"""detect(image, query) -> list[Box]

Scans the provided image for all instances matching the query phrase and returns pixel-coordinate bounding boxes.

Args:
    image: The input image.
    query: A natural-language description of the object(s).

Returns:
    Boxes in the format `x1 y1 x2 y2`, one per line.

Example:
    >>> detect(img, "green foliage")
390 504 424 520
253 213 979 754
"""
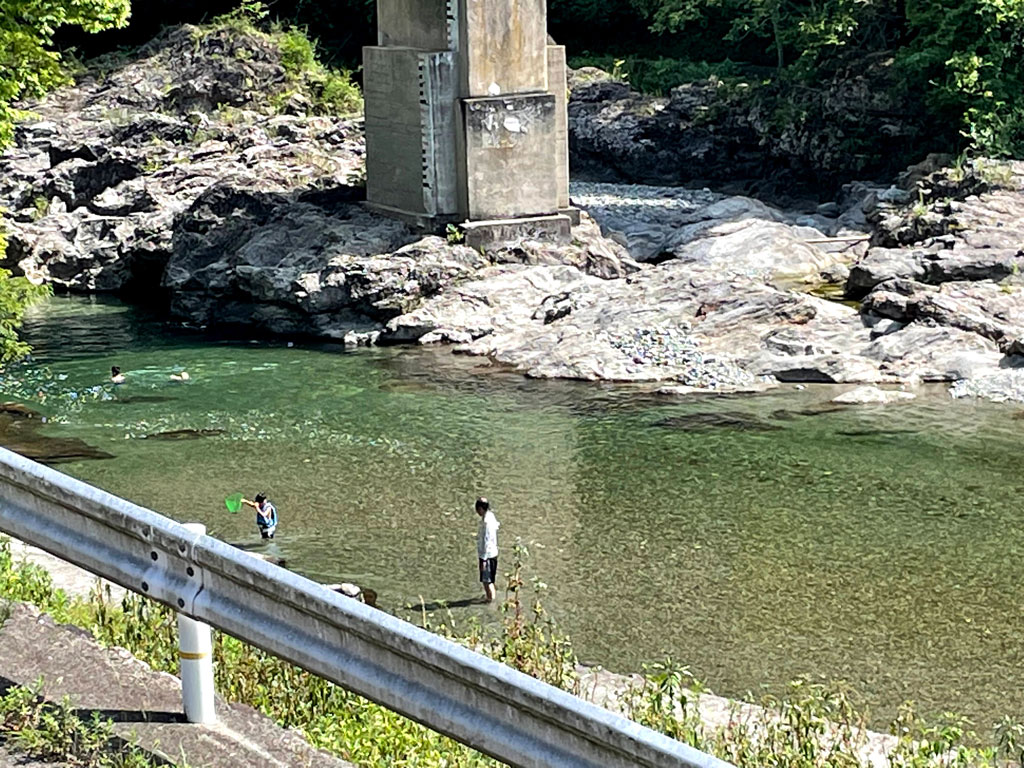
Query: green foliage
445 224 465 245
274 25 361 116
4 534 1024 768
0 261 51 366
30 196 50 221
0 682 162 767
201 5 362 117
278 27 317 76
0 0 100 363
627 0 1024 157
0 0 130 147
310 68 362 116
898 0 1024 157
486 542 578 690
569 54 757 94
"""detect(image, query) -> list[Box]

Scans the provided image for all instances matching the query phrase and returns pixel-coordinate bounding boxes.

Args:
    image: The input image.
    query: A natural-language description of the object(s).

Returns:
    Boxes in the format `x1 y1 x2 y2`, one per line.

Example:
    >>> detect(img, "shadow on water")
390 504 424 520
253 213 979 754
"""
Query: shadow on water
112 395 180 405
654 411 783 432
142 428 226 440
0 404 114 464
411 597 488 612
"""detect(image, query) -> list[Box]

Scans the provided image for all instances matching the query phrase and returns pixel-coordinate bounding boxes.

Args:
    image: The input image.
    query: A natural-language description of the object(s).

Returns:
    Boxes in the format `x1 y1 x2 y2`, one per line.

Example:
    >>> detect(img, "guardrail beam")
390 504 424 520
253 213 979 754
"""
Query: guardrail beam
0 448 733 768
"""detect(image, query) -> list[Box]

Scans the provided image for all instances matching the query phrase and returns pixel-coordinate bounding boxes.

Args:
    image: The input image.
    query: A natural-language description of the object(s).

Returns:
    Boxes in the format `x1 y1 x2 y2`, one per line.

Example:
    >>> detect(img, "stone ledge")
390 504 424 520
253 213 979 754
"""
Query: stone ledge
462 214 571 249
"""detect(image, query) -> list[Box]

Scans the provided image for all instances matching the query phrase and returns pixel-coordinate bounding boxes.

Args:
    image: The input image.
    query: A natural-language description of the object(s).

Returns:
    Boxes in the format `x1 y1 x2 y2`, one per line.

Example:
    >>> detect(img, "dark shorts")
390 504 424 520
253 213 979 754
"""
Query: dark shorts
479 557 498 585
259 526 275 540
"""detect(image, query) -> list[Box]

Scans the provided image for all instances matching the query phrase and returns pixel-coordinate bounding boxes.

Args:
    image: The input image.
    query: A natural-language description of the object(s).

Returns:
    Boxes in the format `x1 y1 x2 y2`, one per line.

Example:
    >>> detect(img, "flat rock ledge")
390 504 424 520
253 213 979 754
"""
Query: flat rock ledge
831 385 916 404
3 26 1024 400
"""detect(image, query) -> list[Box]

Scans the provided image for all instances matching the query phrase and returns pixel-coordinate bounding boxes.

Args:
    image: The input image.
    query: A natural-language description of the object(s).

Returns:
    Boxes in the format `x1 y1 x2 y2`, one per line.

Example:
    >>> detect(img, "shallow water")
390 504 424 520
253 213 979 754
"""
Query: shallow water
5 295 1024 728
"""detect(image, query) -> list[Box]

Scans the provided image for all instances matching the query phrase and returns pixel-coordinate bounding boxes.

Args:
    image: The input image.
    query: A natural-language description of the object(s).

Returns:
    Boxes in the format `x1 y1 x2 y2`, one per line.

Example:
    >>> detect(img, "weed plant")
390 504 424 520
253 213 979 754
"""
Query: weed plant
2 536 1023 767
0 682 165 767
200 1 361 117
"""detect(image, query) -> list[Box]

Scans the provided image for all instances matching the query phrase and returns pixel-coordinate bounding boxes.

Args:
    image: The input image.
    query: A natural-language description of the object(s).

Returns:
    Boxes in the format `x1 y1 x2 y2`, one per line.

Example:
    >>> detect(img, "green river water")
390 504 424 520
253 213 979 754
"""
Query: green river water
4 295 1024 729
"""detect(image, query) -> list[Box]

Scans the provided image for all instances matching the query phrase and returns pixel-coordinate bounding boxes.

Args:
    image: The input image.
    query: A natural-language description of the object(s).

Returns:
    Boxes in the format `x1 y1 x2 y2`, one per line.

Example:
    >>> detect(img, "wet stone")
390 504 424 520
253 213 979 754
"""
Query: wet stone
0 406 114 464
143 428 227 440
653 411 783 433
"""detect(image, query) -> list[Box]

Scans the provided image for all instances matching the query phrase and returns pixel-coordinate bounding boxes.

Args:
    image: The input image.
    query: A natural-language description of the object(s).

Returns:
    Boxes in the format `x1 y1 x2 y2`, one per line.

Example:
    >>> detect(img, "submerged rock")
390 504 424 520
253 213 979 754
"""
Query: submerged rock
1 402 41 419
143 428 227 440
653 412 782 433
0 409 114 464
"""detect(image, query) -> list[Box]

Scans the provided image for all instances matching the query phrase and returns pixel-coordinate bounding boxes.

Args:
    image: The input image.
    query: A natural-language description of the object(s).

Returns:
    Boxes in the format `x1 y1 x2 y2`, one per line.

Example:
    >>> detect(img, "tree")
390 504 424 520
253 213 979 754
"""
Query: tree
0 255 50 364
900 0 1024 156
0 0 124 361
639 0 903 72
1 0 131 146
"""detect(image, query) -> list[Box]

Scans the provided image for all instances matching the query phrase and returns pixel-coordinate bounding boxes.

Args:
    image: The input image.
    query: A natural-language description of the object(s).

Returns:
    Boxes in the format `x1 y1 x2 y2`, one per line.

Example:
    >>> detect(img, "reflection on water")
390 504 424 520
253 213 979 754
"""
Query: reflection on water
4 295 1024 728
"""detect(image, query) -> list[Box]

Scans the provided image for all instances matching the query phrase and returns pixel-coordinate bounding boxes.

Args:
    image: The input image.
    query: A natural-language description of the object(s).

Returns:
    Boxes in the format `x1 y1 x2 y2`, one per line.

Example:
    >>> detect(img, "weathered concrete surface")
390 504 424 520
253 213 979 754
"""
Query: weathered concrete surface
464 94 559 219
366 0 564 226
462 214 571 249
548 45 571 211
376 0 449 49
0 602 354 768
363 47 439 216
459 0 548 96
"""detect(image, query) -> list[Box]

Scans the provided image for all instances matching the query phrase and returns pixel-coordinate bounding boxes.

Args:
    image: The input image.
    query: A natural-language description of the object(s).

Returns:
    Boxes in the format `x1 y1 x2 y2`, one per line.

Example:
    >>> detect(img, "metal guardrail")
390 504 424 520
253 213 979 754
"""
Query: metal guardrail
0 447 734 768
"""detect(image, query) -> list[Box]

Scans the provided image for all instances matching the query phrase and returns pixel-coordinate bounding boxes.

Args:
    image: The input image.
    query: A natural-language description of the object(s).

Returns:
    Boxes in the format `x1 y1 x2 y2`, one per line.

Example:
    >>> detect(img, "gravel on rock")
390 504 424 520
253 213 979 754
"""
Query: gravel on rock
950 371 1024 403
569 182 720 224
607 326 761 389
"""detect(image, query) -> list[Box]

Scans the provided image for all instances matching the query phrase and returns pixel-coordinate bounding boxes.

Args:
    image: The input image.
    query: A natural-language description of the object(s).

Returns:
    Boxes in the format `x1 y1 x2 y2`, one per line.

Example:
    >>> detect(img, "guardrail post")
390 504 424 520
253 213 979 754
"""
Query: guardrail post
178 523 215 724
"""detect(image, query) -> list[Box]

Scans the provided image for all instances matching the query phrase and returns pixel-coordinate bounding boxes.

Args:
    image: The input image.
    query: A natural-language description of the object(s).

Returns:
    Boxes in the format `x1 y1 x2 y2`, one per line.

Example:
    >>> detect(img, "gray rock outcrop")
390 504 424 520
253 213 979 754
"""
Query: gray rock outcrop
566 57 931 194
4 25 1024 400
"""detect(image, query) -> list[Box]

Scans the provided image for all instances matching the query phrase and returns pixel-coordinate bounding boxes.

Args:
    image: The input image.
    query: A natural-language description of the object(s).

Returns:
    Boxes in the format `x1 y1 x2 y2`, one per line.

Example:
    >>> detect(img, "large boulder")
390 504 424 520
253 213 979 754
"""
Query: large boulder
0 23 367 296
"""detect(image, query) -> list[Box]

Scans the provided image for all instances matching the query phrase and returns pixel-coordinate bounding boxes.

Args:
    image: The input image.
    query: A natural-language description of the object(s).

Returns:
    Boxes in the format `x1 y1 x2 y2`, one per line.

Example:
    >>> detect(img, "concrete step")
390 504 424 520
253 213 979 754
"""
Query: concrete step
0 602 354 768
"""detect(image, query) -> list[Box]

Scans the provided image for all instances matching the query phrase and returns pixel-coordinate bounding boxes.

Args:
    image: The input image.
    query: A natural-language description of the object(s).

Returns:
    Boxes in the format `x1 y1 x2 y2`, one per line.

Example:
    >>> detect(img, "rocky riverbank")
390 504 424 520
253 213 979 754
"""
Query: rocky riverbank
565 60 935 198
2 24 1024 400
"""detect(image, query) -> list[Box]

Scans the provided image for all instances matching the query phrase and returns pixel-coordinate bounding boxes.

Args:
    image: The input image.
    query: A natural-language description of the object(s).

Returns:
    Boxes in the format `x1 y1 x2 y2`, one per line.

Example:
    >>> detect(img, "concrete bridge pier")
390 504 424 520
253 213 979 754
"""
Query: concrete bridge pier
363 0 576 247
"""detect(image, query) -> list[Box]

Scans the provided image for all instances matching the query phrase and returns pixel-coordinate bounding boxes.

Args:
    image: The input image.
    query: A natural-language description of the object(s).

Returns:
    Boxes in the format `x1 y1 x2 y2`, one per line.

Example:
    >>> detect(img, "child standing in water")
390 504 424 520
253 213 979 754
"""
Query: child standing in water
475 497 499 602
243 493 278 539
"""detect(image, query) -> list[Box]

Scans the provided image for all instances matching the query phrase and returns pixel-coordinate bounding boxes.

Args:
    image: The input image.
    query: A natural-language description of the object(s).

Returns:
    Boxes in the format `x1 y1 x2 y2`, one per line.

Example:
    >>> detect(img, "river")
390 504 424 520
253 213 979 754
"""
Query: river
3 295 1023 729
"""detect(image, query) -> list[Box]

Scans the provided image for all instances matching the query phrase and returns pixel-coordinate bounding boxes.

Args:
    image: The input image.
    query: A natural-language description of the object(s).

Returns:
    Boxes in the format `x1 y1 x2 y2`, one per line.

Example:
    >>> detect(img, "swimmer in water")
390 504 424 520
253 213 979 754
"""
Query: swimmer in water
170 371 190 382
110 366 125 384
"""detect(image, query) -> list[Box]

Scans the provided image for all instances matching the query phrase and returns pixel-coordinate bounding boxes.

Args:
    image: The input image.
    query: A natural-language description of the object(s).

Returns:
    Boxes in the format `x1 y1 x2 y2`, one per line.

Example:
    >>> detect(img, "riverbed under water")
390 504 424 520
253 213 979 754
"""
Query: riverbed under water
3 296 1023 729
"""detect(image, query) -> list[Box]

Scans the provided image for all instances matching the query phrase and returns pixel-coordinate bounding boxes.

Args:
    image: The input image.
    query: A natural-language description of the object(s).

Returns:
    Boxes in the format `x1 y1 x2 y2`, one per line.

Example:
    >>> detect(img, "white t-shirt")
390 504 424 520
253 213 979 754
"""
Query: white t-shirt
477 511 499 560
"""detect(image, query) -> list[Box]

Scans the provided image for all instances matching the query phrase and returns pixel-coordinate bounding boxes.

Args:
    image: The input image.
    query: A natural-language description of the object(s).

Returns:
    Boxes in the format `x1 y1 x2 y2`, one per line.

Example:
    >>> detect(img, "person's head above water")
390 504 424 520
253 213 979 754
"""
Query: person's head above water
254 492 267 505
111 366 121 376
475 497 489 515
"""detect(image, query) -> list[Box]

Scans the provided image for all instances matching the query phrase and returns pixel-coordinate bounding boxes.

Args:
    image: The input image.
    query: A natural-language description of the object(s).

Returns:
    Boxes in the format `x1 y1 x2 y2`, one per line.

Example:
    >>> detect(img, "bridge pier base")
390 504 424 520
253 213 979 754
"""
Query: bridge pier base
364 0 572 241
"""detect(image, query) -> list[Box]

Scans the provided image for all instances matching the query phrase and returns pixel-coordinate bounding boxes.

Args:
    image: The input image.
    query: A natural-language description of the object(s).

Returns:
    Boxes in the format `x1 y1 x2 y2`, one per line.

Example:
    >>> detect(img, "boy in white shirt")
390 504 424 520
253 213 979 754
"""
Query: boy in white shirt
475 497 500 602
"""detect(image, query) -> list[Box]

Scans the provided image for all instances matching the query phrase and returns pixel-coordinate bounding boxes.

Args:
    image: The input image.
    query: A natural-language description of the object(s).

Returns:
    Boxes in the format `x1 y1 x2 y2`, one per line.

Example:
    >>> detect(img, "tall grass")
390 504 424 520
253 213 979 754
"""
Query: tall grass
197 1 361 117
2 536 1022 767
